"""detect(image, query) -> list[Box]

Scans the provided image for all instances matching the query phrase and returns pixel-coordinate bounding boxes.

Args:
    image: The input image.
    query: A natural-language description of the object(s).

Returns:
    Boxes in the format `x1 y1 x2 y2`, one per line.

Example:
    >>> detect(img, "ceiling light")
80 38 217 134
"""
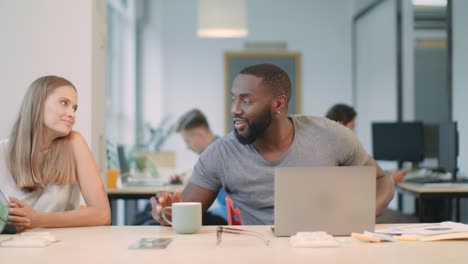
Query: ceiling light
197 0 248 38
412 0 447 6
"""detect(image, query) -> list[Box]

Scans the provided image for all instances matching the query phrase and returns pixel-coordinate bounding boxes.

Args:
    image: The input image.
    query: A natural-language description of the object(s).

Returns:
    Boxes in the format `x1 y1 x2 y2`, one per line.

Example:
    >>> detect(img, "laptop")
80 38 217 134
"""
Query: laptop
273 166 376 236
117 144 129 174
116 145 166 187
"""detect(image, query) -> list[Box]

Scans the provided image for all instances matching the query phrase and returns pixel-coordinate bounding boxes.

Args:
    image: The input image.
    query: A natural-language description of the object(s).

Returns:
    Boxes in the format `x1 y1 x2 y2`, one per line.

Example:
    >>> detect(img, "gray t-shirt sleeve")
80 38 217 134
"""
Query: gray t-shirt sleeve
189 141 223 192
334 124 370 166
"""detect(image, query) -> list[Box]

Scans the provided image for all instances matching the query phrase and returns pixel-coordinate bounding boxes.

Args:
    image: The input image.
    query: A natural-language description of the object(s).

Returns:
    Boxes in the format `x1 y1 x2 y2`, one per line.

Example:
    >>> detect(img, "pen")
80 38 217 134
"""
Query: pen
351 232 381 243
364 231 397 242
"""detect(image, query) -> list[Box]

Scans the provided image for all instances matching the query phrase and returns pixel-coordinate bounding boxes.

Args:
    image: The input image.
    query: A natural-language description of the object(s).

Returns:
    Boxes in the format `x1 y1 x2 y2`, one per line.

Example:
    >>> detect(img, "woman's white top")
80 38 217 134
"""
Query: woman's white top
0 139 80 212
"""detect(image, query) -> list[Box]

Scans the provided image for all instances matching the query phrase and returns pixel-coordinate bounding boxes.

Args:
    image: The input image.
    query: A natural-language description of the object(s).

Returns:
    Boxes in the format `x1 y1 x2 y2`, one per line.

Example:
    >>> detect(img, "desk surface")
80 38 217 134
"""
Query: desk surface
107 184 183 195
398 182 468 194
1 225 468 264
397 182 468 223
106 185 184 225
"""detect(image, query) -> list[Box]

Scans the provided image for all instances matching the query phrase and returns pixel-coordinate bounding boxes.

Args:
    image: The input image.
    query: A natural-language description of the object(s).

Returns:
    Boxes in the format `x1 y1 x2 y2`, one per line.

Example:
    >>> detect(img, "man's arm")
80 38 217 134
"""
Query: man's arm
363 157 394 216
151 183 218 225
182 183 218 213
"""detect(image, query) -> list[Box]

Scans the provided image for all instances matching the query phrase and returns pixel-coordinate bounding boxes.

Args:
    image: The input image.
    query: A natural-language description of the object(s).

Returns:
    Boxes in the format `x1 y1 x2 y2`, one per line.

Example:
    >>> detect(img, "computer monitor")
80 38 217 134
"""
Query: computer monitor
372 122 425 163
423 124 439 158
117 145 129 174
438 122 458 180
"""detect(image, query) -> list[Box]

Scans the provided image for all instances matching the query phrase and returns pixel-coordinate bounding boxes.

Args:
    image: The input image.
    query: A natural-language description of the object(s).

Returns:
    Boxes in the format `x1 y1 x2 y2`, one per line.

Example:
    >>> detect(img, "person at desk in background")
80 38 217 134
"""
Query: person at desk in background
325 103 407 183
0 76 110 232
175 109 228 224
325 103 357 131
150 63 394 225
325 103 418 223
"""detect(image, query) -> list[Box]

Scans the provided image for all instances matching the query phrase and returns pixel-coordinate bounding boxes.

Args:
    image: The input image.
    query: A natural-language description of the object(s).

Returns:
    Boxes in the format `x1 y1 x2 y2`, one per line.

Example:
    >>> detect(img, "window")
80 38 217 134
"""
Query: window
106 0 137 147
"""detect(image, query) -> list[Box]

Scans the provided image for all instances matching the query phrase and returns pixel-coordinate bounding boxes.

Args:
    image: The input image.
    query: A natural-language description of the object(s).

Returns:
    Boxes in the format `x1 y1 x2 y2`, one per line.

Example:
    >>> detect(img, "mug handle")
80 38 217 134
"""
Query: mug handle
161 206 173 225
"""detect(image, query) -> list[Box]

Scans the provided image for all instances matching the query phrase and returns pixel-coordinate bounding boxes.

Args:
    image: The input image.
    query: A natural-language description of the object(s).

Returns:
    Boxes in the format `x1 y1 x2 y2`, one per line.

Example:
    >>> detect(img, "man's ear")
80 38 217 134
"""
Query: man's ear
273 95 288 112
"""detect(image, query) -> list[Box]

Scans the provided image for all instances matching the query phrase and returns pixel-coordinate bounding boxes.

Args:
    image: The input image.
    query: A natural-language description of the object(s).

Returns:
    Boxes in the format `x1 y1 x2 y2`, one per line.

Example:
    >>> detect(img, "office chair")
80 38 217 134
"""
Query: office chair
225 196 242 225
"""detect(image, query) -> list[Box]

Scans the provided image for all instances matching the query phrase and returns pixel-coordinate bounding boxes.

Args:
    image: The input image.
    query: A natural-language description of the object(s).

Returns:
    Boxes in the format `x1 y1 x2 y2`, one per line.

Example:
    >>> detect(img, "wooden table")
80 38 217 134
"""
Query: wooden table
397 182 468 222
107 184 183 225
1 225 468 264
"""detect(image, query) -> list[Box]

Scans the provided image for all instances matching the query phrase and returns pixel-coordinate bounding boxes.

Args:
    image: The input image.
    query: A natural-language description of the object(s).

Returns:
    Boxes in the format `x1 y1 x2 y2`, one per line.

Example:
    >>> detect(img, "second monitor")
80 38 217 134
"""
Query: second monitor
372 122 425 163
438 122 458 180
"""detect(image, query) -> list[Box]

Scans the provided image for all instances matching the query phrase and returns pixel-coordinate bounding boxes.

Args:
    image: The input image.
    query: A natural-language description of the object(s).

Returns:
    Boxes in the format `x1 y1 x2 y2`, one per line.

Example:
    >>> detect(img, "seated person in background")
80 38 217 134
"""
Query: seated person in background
325 103 417 223
0 76 110 232
325 103 357 131
325 103 407 183
150 63 394 225
176 108 228 224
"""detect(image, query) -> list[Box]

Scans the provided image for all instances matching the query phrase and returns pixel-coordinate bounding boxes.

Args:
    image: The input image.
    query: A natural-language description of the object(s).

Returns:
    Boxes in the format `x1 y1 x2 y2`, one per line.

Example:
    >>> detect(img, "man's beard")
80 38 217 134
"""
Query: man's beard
234 109 272 145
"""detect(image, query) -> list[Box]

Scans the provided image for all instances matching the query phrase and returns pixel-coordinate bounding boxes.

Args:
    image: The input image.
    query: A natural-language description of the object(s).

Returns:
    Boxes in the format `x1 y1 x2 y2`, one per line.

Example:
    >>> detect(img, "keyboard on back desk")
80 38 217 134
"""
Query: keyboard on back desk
404 176 468 184
404 176 449 184
403 169 452 184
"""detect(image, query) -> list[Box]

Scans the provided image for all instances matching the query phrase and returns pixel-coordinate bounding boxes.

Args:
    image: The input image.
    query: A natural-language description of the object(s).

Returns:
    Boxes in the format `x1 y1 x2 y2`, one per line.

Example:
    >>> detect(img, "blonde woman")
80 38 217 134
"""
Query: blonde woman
0 76 110 232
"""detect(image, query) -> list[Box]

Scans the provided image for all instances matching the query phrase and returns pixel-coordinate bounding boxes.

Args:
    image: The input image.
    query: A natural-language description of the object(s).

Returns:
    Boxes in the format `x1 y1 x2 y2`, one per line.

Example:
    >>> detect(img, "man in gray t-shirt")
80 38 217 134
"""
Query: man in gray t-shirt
151 64 394 225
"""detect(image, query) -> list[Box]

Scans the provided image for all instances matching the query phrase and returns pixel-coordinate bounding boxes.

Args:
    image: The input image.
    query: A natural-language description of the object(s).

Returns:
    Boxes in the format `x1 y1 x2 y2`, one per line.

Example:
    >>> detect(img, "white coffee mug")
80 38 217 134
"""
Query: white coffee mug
161 202 202 234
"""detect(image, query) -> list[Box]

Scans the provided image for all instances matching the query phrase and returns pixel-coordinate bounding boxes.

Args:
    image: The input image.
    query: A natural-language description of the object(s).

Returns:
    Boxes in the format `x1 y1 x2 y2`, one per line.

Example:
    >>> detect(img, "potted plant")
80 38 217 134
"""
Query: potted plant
131 116 176 175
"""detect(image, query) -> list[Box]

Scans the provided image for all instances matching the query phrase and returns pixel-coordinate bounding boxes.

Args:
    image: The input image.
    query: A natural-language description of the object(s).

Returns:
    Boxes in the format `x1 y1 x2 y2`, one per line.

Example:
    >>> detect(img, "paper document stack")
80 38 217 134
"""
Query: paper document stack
376 222 468 241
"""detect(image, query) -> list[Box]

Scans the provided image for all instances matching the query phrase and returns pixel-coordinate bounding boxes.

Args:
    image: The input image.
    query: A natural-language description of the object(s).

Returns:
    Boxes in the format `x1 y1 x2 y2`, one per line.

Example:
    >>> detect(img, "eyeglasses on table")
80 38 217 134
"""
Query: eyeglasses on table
216 226 270 246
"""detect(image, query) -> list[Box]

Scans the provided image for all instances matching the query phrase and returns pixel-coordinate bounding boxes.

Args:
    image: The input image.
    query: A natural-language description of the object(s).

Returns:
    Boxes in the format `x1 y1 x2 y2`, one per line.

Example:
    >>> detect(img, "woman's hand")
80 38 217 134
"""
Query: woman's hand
7 196 40 229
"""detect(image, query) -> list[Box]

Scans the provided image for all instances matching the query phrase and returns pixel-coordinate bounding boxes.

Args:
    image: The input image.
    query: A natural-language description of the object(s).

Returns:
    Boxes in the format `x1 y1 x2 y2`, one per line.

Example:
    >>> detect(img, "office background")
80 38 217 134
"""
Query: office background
0 0 467 217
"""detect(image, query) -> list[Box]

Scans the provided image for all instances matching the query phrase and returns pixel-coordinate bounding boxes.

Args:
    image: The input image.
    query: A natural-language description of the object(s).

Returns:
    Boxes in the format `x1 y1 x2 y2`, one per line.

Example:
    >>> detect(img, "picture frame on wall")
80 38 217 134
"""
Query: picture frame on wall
224 52 302 133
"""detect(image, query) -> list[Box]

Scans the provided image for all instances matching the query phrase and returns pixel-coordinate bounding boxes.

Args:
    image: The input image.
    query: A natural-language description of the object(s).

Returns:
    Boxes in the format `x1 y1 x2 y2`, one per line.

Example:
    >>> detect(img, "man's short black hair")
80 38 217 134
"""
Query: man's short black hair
176 109 209 132
239 63 291 103
325 103 357 125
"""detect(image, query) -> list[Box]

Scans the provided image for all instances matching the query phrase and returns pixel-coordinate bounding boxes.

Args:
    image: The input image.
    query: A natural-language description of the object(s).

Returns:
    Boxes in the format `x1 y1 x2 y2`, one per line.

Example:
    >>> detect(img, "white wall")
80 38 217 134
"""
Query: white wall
402 0 415 121
354 0 398 154
143 0 354 168
141 0 164 129
0 0 107 170
452 0 468 176
354 0 380 13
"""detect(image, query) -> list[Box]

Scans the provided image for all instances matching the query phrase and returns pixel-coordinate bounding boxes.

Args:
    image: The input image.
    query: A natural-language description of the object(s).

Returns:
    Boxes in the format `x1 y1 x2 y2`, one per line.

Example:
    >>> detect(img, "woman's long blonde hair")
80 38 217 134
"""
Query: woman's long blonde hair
7 76 77 192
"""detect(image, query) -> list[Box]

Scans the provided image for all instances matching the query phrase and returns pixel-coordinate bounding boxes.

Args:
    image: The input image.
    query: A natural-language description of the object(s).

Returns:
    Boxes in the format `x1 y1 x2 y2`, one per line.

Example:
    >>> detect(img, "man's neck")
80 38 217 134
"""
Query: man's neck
253 117 294 162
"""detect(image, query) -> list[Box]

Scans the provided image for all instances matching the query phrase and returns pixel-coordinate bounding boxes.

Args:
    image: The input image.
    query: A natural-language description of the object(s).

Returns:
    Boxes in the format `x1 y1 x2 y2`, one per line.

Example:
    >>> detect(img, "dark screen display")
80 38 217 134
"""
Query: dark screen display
438 122 458 175
372 122 425 163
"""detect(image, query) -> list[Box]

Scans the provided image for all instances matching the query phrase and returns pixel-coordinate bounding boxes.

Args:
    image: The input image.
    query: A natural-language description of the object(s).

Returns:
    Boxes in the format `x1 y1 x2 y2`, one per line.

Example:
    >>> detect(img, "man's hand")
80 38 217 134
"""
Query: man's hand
7 196 40 229
391 169 408 184
150 190 183 225
169 175 183 185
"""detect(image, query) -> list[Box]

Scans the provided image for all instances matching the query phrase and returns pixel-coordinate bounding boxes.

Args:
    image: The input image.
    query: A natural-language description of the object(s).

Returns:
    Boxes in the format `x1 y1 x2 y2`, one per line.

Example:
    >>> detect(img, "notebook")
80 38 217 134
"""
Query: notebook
273 166 376 237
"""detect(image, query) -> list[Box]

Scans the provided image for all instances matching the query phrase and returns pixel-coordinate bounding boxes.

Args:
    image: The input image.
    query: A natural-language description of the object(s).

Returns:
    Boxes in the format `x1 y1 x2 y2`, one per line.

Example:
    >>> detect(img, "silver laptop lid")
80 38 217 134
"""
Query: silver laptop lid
274 166 376 236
